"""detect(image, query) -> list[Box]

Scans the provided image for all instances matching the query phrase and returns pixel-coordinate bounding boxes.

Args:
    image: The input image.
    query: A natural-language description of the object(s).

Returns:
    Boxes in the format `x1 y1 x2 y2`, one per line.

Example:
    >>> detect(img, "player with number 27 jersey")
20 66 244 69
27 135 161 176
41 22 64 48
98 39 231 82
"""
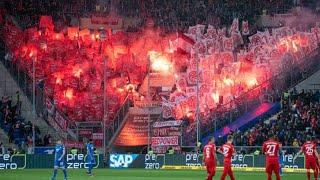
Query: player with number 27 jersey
262 136 281 180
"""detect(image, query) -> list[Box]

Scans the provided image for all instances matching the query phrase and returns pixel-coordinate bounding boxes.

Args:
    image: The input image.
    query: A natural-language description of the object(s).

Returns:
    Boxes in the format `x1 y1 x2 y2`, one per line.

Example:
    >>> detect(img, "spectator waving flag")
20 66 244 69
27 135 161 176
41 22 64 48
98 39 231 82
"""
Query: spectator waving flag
230 18 239 34
176 31 196 54
242 20 249 35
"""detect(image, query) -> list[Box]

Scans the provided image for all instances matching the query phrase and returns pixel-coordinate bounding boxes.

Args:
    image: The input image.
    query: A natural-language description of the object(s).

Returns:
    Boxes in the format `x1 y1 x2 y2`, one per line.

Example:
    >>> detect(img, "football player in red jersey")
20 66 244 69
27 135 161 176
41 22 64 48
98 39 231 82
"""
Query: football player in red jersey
218 135 236 180
293 136 319 180
262 134 281 180
203 137 218 180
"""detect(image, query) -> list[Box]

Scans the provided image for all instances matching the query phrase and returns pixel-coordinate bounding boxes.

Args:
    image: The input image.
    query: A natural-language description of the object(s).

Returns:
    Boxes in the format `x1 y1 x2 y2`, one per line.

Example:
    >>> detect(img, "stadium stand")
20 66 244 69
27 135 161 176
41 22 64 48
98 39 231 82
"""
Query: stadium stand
2 1 320 179
232 89 320 147
0 0 320 156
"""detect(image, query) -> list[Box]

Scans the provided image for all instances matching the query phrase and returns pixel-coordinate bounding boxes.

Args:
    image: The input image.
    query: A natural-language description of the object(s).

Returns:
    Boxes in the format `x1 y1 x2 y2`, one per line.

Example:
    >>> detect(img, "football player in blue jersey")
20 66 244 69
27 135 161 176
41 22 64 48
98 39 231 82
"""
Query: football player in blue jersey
51 140 67 180
86 139 95 176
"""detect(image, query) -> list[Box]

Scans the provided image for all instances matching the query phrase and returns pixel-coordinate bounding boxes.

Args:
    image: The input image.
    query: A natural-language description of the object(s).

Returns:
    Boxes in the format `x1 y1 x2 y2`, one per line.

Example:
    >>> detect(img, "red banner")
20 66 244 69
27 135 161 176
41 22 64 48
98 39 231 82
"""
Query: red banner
91 16 119 25
64 141 84 148
153 120 182 128
78 130 92 136
152 146 181 154
152 127 181 137
151 136 179 146
92 133 103 140
114 114 150 146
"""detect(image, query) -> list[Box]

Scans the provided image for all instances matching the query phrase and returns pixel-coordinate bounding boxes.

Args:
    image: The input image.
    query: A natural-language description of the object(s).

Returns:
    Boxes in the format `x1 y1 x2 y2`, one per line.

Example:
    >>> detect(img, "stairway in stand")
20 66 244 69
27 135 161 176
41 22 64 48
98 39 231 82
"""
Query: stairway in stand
0 59 59 142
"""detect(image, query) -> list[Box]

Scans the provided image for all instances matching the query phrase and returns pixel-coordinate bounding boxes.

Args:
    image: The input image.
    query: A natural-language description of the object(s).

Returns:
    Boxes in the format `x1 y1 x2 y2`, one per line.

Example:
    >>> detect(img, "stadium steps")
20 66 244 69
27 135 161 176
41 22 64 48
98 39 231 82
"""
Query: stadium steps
105 96 132 150
0 60 59 143
106 110 130 150
294 69 320 91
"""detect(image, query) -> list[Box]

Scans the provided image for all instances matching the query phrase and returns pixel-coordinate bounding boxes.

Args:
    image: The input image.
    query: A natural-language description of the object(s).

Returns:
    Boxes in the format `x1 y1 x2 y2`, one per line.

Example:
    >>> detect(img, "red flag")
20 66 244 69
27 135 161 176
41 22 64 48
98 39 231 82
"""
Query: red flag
205 25 217 39
223 37 234 51
177 32 195 53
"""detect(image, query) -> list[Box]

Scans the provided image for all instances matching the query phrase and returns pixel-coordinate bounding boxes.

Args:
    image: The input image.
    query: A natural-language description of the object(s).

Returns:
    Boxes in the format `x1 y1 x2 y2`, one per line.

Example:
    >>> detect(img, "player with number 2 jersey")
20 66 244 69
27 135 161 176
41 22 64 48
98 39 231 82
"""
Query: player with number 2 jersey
218 135 236 180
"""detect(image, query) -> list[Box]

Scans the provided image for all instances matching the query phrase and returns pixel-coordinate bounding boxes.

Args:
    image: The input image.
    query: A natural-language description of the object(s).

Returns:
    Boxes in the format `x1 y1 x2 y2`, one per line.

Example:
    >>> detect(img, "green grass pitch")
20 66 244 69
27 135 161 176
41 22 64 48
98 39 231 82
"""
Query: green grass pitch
1 169 306 180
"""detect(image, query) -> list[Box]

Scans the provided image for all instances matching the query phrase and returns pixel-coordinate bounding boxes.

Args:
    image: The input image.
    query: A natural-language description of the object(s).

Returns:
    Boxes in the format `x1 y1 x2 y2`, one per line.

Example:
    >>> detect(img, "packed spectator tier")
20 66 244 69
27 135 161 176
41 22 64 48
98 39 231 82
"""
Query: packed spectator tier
231 90 320 150
2 10 320 131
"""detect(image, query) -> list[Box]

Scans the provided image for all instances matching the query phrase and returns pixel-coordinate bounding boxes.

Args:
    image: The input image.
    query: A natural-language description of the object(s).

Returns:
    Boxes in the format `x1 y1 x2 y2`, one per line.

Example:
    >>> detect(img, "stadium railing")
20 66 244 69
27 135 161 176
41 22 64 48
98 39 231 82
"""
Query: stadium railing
0 145 302 155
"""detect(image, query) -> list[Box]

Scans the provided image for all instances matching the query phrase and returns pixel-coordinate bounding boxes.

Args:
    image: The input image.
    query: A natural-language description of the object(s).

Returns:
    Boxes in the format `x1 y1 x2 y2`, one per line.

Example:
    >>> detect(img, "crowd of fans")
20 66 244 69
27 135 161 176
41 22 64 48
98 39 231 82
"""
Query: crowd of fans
229 89 320 152
2 0 320 33
117 0 320 32
0 93 52 154
2 0 97 29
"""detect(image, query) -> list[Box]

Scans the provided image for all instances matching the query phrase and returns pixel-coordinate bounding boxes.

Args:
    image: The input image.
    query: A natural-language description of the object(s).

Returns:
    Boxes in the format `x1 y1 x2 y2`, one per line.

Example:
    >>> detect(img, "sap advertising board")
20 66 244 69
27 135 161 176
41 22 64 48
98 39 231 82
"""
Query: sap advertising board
108 153 306 169
109 154 138 168
109 154 165 169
